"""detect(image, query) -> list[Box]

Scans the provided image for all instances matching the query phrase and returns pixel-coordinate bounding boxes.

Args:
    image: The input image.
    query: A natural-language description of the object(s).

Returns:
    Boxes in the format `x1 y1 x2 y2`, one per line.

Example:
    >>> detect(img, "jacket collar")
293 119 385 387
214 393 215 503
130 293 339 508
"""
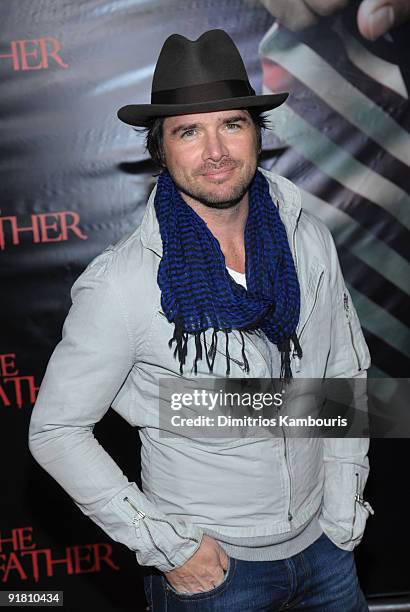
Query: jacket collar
140 167 302 257
140 182 162 256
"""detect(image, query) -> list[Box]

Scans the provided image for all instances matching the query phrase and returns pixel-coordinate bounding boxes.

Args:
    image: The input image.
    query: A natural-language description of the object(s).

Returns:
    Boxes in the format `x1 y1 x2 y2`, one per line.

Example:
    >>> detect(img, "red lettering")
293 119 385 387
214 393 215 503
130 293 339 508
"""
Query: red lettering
37 213 64 243
71 545 95 574
39 37 68 69
0 552 27 582
19 549 42 583
0 38 68 71
0 540 119 582
0 212 87 249
91 543 120 572
0 529 19 553
0 354 18 377
18 40 43 71
0 216 40 250
0 41 20 70
2 376 39 408
69 543 120 574
17 528 36 552
0 384 11 407
43 547 74 577
58 211 88 241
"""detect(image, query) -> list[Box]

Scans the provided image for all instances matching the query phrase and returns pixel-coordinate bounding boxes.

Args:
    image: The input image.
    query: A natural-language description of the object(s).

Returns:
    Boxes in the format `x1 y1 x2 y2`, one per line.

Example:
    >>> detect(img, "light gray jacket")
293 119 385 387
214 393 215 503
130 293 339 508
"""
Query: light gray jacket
28 168 373 573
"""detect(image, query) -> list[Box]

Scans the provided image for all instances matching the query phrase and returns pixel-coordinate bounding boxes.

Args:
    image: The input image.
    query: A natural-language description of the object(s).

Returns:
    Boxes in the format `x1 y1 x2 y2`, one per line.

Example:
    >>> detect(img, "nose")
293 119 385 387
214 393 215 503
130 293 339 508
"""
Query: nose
202 129 229 162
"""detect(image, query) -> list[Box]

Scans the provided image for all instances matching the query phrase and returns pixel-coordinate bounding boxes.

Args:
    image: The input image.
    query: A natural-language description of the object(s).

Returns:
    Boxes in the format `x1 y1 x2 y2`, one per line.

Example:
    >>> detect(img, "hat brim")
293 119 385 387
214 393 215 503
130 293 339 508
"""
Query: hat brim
117 92 289 127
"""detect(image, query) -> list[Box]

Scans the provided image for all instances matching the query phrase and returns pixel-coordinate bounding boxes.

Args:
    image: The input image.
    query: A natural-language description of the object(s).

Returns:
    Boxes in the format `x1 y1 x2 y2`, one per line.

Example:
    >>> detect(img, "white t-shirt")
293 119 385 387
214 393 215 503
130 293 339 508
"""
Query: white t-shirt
226 266 246 288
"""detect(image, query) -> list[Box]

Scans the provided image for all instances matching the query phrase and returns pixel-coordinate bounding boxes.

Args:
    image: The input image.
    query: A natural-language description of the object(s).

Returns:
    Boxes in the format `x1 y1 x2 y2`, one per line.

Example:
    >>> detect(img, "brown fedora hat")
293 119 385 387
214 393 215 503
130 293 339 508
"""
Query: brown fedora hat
117 29 288 127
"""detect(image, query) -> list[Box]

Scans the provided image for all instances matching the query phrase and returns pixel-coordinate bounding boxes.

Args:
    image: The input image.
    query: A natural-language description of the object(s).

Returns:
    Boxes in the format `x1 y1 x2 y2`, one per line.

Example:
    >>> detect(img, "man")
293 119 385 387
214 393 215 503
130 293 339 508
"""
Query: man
29 29 373 610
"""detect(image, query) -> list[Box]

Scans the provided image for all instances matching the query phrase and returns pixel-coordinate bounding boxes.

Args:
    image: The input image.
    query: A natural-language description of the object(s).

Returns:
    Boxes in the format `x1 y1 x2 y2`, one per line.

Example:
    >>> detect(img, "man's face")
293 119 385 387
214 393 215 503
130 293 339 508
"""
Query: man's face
162 109 259 209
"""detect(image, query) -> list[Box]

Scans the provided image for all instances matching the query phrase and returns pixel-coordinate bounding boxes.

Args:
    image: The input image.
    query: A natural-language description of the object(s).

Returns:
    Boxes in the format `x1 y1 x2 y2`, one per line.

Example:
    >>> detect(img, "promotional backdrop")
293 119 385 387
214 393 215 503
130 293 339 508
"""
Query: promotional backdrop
1 0 409 609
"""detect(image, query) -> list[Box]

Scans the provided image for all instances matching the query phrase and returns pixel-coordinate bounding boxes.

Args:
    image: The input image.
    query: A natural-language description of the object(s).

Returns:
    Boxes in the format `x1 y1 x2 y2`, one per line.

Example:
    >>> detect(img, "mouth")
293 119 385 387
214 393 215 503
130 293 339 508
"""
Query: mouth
201 167 236 181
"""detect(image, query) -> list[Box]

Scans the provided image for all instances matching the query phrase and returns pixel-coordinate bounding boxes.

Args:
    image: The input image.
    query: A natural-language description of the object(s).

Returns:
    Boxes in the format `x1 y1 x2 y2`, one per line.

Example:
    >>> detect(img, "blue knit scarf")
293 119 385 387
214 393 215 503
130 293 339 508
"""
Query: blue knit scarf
154 169 302 380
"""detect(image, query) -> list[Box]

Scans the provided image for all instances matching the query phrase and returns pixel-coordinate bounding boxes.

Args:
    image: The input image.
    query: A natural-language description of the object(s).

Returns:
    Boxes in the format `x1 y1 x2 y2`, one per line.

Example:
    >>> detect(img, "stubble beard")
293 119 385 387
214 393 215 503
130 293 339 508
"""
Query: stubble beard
169 161 257 210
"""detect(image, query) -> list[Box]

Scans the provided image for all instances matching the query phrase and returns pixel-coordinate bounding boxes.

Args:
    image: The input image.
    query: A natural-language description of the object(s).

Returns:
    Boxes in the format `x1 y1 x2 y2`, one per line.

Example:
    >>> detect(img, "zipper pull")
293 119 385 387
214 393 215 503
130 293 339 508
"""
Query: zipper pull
123 496 146 522
354 474 374 515
290 339 301 371
354 494 375 515
292 351 301 370
343 292 350 316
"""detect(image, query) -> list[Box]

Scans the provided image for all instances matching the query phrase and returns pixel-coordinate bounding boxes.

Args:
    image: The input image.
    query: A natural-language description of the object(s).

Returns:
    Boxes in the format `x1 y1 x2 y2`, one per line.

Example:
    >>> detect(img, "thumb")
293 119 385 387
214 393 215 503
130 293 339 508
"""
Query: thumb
218 548 229 571
357 0 410 41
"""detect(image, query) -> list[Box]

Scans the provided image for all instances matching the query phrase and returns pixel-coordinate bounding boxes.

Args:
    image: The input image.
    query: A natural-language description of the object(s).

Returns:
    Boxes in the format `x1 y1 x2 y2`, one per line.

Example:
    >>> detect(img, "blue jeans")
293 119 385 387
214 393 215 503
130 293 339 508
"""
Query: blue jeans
143 532 368 611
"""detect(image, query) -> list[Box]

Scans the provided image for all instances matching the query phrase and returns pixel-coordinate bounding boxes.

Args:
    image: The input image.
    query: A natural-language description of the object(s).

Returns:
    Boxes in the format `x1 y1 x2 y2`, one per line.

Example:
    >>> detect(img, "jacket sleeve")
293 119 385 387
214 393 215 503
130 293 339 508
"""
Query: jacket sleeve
28 249 203 572
318 226 374 550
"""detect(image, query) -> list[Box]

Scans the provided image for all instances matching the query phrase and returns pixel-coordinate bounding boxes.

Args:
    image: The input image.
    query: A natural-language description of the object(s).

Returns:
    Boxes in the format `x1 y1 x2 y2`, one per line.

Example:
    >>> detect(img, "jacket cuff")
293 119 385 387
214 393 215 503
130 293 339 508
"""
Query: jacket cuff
136 522 204 573
87 483 204 573
318 461 374 550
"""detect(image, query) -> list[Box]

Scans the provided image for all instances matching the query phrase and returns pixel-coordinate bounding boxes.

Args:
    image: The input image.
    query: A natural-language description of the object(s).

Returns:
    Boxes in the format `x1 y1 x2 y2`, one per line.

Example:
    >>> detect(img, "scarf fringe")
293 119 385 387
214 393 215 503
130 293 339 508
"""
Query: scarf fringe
170 327 256 376
291 331 303 359
238 330 250 373
170 320 302 380
224 330 230 376
201 329 216 372
168 316 189 374
279 331 303 383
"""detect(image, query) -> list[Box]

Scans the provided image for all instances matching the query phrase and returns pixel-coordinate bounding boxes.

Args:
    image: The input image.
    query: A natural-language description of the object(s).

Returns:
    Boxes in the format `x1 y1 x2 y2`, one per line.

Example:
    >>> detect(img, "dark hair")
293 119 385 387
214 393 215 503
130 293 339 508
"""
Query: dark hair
135 109 272 168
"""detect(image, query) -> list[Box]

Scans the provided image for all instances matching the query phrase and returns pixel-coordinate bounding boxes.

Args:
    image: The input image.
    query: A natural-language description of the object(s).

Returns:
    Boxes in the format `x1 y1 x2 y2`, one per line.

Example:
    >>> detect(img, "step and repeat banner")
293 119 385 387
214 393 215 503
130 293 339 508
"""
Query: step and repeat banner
1 0 409 608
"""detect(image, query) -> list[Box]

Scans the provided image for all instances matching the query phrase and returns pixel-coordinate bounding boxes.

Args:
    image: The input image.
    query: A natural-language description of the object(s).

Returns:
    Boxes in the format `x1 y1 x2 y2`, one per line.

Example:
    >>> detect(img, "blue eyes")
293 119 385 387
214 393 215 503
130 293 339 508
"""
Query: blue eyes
226 123 241 132
180 124 241 139
181 129 196 139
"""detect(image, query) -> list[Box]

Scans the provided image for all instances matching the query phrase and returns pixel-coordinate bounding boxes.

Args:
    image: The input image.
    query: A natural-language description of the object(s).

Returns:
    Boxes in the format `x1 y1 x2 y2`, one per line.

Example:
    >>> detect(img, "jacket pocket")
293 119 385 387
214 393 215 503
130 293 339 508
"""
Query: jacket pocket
342 289 371 372
292 262 325 373
297 268 325 342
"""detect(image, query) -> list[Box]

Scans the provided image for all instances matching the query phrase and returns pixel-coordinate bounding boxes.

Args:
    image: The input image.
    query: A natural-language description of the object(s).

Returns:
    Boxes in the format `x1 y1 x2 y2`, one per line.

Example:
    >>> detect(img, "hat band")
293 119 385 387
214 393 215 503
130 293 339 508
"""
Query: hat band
151 79 255 105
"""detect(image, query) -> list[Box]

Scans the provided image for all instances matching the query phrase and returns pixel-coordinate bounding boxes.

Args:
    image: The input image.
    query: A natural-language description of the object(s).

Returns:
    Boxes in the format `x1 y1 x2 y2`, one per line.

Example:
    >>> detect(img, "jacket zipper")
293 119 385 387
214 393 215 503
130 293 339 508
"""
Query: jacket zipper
277 401 293 522
277 215 300 523
123 496 200 568
349 473 359 542
291 219 324 360
291 221 301 372
291 219 299 280
123 497 175 568
341 473 374 544
353 473 374 516
295 270 324 354
343 292 361 371
282 429 293 522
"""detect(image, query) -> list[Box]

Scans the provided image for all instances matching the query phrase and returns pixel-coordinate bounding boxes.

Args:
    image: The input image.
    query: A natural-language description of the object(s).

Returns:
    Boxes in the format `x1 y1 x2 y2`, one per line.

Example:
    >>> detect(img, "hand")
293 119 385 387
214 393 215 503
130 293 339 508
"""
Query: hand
163 534 229 594
260 0 410 40
357 0 410 41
